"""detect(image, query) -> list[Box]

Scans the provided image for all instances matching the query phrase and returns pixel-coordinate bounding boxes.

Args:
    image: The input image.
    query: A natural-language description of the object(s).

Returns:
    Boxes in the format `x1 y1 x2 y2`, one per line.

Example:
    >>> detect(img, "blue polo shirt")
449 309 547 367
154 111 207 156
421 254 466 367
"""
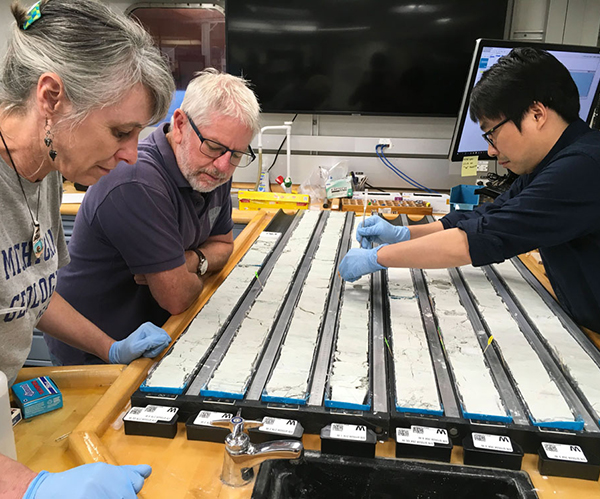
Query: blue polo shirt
441 119 600 333
47 124 234 364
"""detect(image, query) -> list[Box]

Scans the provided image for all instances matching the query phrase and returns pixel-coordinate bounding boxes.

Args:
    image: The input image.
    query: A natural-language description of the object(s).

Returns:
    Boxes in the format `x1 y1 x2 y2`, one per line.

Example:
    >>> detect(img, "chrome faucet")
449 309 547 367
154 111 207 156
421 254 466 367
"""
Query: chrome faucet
212 411 304 487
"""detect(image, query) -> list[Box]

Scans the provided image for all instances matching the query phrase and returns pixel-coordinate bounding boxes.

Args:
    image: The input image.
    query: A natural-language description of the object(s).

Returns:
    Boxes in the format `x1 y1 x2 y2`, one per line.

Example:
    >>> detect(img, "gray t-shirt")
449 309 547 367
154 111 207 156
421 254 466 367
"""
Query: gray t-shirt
0 157 69 383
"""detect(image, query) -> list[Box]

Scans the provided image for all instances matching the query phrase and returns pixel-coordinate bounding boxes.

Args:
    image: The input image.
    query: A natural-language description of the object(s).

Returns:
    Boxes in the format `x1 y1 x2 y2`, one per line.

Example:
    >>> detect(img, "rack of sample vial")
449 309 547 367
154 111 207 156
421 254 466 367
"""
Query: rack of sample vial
386 215 600 456
132 210 390 436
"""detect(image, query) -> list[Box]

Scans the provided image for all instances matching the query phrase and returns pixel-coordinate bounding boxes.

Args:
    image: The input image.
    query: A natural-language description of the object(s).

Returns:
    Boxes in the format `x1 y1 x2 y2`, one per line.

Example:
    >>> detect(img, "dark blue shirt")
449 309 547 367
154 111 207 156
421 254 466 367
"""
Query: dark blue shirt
48 125 233 364
441 119 600 333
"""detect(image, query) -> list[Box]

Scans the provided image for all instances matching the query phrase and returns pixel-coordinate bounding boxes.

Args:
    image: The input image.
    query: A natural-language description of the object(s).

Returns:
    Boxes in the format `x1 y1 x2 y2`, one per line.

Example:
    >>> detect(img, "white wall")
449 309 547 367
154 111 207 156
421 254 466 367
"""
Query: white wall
563 0 600 45
0 0 14 43
1 0 598 190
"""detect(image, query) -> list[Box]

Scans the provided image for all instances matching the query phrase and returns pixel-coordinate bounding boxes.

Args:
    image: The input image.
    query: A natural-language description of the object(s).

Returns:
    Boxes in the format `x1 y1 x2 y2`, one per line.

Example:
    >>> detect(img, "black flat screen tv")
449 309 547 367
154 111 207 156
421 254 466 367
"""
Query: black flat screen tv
226 0 510 116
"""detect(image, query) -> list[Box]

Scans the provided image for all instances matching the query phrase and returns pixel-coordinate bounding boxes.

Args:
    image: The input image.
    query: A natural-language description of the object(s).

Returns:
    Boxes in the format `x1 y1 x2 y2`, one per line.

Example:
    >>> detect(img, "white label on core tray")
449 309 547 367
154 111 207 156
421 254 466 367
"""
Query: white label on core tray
472 433 513 453
542 442 587 463
260 417 298 435
193 410 233 427
330 423 367 441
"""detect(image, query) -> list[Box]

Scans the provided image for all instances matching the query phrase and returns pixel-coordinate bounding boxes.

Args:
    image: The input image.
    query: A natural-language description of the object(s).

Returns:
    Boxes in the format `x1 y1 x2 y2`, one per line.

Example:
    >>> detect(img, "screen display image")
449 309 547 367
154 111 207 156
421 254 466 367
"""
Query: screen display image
226 0 509 116
451 39 600 161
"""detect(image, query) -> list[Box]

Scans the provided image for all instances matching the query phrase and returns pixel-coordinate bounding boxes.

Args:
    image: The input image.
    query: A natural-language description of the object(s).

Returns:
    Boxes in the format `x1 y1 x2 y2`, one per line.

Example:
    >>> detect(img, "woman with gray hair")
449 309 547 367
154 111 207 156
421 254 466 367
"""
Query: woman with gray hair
0 0 175 497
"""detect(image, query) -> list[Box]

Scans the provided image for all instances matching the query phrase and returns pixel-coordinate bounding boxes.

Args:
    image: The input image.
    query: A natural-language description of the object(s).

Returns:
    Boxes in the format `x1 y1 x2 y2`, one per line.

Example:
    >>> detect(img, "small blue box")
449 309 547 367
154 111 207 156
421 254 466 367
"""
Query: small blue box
11 376 63 419
450 184 480 211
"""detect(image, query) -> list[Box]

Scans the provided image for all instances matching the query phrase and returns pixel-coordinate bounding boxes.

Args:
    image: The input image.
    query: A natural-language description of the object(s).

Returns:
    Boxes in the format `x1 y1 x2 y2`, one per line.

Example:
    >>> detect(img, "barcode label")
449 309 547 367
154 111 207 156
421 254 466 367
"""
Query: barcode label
396 426 448 447
542 442 587 463
396 427 433 447
194 411 233 427
411 426 449 444
124 406 156 423
330 423 367 442
124 405 178 423
144 405 178 422
259 417 298 435
472 433 513 453
124 407 155 423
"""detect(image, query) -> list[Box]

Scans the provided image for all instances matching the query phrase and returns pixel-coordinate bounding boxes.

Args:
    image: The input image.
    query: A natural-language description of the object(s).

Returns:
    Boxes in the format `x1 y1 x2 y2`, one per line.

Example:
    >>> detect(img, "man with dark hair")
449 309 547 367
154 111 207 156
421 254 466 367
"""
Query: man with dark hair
470 47 581 129
339 47 600 333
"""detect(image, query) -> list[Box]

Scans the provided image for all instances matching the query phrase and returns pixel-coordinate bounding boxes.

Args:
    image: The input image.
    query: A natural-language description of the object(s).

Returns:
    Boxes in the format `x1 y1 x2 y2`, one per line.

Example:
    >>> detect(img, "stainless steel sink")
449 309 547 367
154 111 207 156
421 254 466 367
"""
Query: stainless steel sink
252 451 538 499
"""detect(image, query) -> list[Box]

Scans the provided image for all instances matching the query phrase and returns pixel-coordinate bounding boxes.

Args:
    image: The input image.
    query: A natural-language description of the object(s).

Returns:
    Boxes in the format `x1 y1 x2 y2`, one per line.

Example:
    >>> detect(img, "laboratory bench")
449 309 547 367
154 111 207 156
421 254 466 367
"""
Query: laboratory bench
12 363 600 499
12 189 600 498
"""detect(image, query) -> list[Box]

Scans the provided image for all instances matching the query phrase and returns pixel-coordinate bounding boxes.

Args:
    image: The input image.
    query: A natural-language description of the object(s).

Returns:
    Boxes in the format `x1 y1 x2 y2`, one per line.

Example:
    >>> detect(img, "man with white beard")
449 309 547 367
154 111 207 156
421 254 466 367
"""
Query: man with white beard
49 69 260 365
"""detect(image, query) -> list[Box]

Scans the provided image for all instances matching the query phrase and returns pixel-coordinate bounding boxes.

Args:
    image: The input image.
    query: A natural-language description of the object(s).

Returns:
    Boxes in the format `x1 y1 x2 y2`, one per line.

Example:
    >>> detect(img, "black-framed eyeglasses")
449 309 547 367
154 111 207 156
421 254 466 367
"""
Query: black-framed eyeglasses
186 113 256 168
482 117 511 147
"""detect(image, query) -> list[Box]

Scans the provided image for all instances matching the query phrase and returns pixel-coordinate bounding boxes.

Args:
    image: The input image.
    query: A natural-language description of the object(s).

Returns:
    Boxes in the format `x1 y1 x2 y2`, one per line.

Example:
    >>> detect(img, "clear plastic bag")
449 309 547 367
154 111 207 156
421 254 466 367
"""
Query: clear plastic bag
327 160 348 181
299 165 328 203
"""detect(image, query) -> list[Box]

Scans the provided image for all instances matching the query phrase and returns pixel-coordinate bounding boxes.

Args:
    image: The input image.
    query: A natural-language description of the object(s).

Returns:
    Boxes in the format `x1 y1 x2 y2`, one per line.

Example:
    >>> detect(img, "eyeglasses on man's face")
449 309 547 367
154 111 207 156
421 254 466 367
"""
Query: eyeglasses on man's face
482 117 511 148
186 113 256 168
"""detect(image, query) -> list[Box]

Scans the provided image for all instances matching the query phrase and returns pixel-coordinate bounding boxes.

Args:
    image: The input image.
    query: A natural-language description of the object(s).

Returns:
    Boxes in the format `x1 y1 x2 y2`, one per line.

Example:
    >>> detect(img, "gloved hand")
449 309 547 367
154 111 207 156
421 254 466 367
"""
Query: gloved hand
109 322 171 364
356 216 410 249
24 463 152 499
339 245 387 282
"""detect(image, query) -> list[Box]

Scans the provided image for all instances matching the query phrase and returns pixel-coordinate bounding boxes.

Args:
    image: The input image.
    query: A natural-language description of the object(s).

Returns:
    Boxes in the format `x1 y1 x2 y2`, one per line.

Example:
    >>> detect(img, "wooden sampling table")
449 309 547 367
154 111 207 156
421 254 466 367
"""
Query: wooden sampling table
15 197 597 498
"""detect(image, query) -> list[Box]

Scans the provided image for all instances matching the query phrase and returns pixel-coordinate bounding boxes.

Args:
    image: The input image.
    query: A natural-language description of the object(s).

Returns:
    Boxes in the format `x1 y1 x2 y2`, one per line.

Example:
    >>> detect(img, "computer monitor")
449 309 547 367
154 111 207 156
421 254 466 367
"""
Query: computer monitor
450 39 600 162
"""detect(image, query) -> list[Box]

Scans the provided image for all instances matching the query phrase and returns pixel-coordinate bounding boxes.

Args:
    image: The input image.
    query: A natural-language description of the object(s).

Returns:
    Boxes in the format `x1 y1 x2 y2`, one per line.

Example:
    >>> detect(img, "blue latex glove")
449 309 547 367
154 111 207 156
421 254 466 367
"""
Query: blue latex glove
339 245 387 282
24 463 152 499
356 216 410 249
109 322 171 364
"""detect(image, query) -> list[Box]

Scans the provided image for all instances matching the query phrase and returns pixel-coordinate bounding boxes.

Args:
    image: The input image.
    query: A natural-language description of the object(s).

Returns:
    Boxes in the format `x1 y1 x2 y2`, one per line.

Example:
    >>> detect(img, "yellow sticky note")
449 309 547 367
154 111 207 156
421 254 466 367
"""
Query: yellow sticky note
461 156 478 177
